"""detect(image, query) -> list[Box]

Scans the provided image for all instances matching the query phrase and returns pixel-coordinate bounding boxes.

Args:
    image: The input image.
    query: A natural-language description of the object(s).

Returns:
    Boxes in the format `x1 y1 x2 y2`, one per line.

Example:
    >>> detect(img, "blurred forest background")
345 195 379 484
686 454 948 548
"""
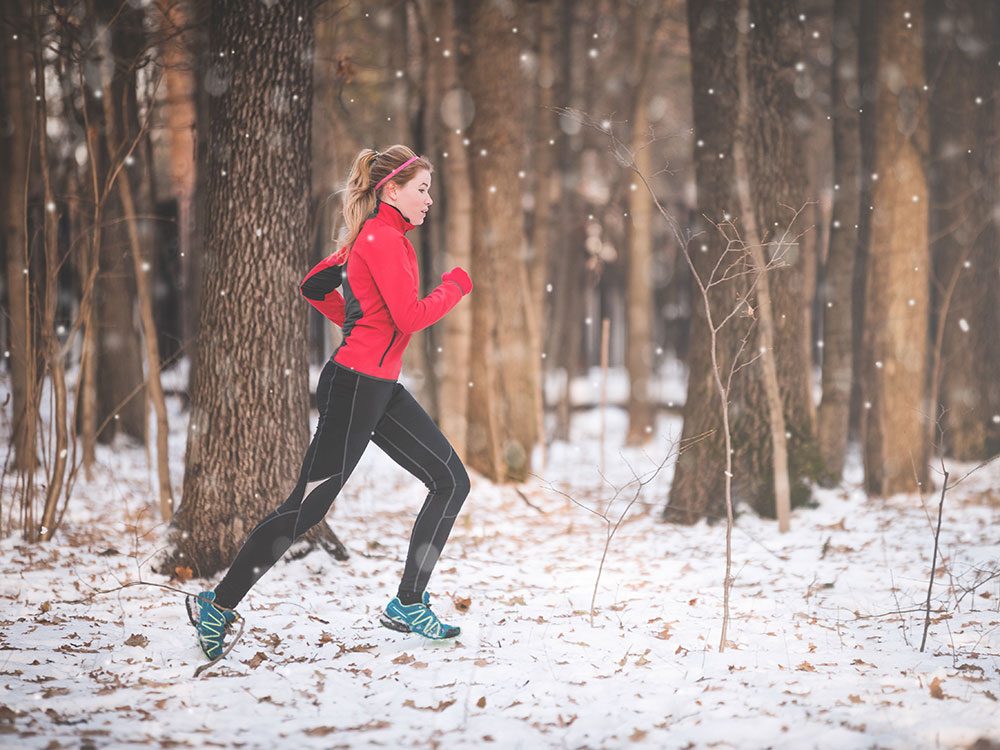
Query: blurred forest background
1 0 998 574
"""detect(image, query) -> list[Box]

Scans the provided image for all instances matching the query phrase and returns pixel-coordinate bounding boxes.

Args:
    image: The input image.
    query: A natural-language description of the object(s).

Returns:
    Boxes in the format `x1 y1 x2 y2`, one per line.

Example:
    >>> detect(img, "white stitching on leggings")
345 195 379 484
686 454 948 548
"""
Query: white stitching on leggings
376 432 435 485
385 413 459 584
383 415 453 541
220 359 337 581
292 366 345 539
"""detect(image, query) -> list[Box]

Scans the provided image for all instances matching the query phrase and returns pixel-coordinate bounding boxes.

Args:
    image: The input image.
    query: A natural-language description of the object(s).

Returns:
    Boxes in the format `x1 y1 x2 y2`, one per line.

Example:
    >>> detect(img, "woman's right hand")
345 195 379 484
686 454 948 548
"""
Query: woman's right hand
442 266 473 296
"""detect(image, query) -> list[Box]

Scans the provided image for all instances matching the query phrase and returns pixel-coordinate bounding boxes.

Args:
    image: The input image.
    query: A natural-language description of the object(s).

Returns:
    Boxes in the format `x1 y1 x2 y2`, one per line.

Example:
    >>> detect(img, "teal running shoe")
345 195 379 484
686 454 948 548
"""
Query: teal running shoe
380 592 461 639
185 590 239 660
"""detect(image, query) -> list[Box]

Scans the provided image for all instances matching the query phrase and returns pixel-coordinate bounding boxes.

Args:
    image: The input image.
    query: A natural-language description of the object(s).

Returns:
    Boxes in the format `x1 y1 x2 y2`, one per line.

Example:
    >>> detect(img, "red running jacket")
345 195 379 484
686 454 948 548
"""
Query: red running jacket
300 201 465 381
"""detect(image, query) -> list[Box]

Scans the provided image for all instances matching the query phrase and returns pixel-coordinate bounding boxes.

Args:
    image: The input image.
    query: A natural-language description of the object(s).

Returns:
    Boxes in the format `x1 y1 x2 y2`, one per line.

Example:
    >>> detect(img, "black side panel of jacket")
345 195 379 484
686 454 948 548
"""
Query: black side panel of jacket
300 265 343 300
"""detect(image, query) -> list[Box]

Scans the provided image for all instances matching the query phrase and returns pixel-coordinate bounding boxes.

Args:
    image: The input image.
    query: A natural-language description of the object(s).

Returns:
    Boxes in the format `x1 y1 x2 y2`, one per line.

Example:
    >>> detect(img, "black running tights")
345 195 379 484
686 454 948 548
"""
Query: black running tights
213 360 470 610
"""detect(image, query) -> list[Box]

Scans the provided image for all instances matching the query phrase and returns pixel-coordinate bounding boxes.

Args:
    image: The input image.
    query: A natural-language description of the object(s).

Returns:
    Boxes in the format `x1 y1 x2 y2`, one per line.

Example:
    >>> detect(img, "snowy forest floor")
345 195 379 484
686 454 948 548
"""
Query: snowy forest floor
2 366 1000 749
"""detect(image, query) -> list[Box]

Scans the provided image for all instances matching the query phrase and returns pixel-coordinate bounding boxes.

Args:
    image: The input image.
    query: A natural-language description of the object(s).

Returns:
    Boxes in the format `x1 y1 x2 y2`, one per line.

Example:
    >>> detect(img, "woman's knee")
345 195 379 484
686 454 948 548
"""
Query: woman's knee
432 455 470 499
450 458 471 500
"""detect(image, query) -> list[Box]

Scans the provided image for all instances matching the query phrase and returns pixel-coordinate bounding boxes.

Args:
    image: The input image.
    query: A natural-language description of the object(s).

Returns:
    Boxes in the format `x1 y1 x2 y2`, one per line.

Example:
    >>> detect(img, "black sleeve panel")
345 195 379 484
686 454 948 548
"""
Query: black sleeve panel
300 265 343 300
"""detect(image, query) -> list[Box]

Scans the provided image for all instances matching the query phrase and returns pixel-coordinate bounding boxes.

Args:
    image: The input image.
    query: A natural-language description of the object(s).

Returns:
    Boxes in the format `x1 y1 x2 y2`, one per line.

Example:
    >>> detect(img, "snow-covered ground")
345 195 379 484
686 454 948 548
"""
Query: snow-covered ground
2 363 999 749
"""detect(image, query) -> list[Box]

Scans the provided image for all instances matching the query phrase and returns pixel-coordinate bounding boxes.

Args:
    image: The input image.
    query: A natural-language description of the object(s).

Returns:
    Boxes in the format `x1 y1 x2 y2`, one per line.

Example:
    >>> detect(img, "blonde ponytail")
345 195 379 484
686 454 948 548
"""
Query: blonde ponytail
339 145 433 253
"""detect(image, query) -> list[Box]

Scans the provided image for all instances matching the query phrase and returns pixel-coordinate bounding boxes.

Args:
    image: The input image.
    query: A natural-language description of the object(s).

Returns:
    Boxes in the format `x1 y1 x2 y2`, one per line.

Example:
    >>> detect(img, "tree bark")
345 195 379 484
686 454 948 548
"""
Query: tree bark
1 1 37 474
528 0 557 466
88 0 146 445
733 0 792 532
926 0 1000 461
665 0 739 524
817 0 862 484
166 0 319 576
624 1 659 446
434 0 474 459
158 0 198 362
862 0 929 495
464 0 538 482
668 0 818 522
549 0 589 443
734 0 820 516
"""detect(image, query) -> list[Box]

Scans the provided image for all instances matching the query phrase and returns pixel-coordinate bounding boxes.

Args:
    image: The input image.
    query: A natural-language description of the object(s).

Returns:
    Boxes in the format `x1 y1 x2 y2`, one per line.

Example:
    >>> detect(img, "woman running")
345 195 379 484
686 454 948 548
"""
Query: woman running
188 145 474 659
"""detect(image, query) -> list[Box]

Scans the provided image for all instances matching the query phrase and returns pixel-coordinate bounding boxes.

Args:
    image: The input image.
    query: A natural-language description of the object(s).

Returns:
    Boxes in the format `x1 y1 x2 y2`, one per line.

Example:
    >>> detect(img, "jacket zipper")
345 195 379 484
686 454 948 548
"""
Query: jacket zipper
378 330 398 368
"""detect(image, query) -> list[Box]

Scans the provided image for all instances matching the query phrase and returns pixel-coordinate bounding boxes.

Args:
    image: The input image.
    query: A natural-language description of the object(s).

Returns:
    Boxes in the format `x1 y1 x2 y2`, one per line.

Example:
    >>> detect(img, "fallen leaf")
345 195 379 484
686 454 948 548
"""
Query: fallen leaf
124 634 148 648
630 728 648 742
403 698 455 712
245 651 268 669
304 726 337 737
453 595 471 613
929 677 945 700
318 632 335 646
344 643 377 653
476 697 486 708
848 694 863 704
393 653 415 665
796 661 816 672
173 566 193 583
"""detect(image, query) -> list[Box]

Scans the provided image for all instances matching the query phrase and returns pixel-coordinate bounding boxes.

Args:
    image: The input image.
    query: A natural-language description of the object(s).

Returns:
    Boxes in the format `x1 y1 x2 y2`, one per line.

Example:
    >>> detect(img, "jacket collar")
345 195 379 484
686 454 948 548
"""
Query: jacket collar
374 199 416 234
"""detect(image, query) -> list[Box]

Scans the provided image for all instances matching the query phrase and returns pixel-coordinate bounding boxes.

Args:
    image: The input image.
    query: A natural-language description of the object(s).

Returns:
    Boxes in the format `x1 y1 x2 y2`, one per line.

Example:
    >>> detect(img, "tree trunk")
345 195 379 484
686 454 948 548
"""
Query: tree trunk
926 0 1000 461
310 1 342 364
433 0 474 459
529 0 557 464
158 1 197 362
549 0 588 443
186 0 212 398
861 0 929 495
734 0 820 516
665 0 740 524
165 0 319 577
87 0 146 445
668 0 818 522
817 0 862 484
624 1 658 446
100 0 173 518
464 0 537 482
1 1 37 474
396 3 435 410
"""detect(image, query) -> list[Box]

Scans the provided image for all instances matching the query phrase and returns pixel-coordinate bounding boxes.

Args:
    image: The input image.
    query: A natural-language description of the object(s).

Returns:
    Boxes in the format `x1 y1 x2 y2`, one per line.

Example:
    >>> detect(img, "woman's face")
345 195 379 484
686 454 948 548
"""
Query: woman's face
384 168 433 225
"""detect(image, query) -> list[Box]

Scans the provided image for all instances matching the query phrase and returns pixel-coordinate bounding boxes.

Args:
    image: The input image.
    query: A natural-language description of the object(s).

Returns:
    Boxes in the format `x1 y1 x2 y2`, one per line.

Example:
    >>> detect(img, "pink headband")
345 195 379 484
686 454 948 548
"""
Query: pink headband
374 155 421 192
